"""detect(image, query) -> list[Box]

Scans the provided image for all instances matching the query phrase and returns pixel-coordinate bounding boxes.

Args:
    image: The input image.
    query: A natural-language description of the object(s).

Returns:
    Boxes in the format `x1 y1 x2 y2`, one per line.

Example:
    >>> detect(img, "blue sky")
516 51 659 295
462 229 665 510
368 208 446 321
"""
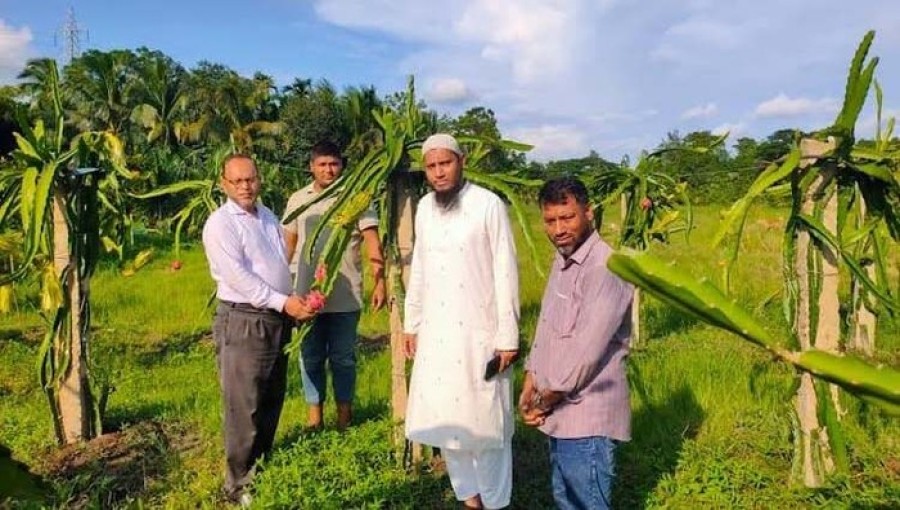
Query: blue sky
1 0 898 161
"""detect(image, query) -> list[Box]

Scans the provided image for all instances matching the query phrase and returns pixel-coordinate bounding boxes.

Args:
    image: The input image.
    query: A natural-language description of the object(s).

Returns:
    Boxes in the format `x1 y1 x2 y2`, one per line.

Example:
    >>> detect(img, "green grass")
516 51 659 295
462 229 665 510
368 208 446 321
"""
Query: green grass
1 205 898 508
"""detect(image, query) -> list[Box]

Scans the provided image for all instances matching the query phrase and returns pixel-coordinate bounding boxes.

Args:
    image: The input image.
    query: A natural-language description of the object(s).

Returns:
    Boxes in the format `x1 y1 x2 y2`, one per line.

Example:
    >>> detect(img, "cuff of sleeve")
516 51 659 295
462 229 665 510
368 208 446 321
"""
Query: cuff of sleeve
493 336 519 351
542 377 573 394
534 373 552 392
269 293 289 313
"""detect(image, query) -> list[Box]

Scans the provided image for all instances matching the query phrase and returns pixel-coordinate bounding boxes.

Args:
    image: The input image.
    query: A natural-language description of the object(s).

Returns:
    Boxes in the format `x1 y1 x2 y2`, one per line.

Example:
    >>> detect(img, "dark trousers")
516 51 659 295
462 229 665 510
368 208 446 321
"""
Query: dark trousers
213 302 291 496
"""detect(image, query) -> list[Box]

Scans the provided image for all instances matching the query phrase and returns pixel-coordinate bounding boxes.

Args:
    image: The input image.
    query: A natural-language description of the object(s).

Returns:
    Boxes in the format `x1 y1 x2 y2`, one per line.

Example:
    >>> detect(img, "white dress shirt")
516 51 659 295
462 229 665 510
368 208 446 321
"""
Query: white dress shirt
202 199 292 312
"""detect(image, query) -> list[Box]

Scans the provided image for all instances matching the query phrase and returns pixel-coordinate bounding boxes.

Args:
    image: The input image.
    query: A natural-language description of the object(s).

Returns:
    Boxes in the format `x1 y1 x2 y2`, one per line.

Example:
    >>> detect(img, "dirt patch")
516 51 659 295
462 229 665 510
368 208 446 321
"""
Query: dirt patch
38 421 187 509
358 333 390 354
885 457 900 480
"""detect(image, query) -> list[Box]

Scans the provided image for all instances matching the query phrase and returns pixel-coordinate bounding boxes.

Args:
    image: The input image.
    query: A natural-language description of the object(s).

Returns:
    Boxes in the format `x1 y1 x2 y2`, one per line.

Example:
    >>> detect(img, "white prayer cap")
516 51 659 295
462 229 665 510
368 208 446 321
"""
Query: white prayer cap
422 133 463 157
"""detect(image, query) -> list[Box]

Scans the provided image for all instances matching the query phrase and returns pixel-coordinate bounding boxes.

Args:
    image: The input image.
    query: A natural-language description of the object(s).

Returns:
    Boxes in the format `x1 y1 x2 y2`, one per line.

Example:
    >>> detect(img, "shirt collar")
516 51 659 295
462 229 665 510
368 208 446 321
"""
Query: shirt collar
224 198 258 216
558 231 600 269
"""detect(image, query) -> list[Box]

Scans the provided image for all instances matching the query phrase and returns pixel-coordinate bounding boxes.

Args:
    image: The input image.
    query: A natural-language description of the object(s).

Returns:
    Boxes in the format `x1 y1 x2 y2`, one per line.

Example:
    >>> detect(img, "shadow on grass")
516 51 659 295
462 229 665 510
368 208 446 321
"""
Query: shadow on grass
0 326 42 346
510 425 555 508
643 301 700 341
130 330 210 367
104 401 173 432
614 372 705 509
1 443 47 505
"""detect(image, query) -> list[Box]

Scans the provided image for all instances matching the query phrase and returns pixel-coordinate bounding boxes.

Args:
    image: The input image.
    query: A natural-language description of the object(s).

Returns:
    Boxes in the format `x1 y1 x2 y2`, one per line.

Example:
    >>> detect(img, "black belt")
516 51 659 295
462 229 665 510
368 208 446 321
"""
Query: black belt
219 300 282 316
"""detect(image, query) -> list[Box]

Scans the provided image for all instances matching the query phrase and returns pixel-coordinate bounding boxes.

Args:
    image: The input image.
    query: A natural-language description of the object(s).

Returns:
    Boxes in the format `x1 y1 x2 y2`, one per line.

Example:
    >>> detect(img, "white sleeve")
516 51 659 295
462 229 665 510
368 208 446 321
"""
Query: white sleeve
487 199 520 350
403 203 425 335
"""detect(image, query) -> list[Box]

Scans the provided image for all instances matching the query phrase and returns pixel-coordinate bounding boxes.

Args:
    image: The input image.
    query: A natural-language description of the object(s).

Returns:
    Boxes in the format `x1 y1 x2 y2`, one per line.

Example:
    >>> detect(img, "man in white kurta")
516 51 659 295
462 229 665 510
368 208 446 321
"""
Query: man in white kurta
404 134 520 509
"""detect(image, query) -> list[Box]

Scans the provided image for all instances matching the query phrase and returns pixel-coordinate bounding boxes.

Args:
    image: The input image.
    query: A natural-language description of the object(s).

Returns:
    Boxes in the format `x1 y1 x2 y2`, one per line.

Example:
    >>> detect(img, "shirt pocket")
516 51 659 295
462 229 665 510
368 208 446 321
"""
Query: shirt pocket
549 280 578 337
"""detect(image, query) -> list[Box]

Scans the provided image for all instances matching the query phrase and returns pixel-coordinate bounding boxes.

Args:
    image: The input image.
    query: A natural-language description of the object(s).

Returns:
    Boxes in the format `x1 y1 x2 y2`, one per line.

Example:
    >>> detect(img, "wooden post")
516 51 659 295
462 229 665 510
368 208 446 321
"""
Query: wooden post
53 193 94 444
620 194 642 347
388 170 419 467
851 198 877 355
793 138 838 487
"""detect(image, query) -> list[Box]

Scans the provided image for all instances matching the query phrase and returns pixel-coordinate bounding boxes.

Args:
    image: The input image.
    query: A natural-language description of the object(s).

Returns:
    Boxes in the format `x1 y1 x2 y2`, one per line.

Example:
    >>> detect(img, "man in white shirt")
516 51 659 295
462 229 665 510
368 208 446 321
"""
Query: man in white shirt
283 141 386 430
403 134 520 509
202 154 316 504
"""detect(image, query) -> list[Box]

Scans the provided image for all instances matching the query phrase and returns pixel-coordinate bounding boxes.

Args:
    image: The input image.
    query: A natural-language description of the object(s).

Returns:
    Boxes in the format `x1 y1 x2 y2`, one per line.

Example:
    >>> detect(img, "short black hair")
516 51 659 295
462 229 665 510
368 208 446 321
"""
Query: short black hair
310 140 342 161
538 176 589 207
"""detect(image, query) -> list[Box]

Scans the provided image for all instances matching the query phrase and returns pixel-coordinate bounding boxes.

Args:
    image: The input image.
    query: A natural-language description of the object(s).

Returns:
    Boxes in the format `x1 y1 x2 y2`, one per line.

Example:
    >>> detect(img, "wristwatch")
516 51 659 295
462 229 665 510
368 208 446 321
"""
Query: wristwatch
533 391 553 413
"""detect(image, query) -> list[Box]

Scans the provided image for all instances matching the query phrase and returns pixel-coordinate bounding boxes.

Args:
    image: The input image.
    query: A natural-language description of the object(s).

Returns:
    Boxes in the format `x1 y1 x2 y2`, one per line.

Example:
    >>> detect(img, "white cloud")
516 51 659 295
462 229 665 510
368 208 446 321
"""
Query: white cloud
589 109 659 125
651 16 752 64
0 19 33 83
754 93 840 118
712 122 747 138
310 1 900 161
455 0 577 84
681 102 718 120
313 1 460 43
506 124 588 162
427 77 474 104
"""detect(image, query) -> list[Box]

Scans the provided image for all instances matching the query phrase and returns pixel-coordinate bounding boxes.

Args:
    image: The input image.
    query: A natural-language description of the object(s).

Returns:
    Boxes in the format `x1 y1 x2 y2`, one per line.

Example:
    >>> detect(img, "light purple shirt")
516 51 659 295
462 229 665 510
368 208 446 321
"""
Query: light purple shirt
525 232 634 441
202 199 292 312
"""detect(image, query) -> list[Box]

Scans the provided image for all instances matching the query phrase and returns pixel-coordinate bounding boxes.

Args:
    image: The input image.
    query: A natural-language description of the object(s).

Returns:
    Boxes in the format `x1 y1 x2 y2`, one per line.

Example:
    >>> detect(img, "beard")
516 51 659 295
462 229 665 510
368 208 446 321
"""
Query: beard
556 244 576 257
434 179 465 211
554 230 590 258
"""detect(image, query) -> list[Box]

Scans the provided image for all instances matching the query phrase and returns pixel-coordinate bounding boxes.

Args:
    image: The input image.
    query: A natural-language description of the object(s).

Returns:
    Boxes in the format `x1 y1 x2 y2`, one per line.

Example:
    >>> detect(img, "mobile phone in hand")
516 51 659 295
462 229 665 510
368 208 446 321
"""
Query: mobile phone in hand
484 355 502 381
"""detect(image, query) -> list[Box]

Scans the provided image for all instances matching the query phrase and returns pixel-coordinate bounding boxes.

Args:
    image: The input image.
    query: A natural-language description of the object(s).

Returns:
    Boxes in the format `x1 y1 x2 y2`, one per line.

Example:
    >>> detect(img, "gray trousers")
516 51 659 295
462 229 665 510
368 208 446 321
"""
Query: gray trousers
213 302 291 496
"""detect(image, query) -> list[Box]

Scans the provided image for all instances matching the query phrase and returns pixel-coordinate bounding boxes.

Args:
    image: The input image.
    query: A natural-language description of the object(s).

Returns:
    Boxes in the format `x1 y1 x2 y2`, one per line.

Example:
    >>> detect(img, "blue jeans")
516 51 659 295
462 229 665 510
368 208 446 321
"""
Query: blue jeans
299 311 360 404
549 436 618 510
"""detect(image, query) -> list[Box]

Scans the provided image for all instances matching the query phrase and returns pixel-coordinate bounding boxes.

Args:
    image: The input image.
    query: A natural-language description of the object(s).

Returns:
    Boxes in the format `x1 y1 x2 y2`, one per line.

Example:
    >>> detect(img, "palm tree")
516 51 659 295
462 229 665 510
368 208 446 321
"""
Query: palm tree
64 49 136 136
130 49 188 148
341 85 382 161
177 63 283 153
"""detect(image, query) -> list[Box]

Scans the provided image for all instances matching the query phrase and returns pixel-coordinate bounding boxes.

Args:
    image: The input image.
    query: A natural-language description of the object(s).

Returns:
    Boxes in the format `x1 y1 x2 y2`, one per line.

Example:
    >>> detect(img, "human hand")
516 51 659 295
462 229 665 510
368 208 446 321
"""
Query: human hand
518 372 545 426
370 278 386 311
520 406 548 427
403 333 417 359
284 294 316 321
517 386 535 415
496 350 519 373
306 290 326 312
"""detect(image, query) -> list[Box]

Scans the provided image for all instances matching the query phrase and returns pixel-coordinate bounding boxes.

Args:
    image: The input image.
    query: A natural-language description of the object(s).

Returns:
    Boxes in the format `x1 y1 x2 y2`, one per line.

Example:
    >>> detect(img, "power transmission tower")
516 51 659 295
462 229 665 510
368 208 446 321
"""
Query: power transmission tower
56 6 88 63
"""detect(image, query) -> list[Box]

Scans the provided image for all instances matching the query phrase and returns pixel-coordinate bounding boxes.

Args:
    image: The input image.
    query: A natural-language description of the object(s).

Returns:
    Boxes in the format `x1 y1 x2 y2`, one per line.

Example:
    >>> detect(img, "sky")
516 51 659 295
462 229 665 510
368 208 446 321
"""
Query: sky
0 0 898 161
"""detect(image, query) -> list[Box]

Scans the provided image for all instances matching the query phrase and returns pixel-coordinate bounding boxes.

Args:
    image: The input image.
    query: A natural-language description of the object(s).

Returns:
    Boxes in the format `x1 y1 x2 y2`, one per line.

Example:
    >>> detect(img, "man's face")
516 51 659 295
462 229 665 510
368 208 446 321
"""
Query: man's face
221 157 260 211
541 195 594 257
423 148 464 194
310 155 343 191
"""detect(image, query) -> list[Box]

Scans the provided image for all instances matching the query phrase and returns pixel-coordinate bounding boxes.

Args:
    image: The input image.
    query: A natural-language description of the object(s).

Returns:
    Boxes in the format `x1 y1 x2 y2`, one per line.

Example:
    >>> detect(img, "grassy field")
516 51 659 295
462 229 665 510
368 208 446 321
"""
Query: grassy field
0 204 898 508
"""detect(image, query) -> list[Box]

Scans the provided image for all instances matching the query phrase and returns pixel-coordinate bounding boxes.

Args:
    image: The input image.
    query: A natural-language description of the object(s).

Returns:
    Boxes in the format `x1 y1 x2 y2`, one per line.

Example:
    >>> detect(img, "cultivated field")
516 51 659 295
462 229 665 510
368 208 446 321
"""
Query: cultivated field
1 204 898 508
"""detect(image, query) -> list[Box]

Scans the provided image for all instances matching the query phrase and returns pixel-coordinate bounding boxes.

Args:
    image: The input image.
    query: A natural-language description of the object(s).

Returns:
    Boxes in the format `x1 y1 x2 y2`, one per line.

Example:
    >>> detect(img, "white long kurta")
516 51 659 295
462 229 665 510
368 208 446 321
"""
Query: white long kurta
404 183 520 451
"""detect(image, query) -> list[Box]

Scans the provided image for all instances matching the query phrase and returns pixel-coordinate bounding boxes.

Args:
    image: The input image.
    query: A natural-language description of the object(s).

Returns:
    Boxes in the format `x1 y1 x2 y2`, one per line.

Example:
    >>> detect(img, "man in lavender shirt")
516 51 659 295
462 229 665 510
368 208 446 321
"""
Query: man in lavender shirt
202 154 317 505
519 176 633 510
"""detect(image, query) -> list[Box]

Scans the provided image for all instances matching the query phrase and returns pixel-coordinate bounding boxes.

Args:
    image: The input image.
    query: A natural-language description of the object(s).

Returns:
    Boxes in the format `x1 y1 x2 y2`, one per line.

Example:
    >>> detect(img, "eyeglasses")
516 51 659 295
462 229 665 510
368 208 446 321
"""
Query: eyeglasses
223 176 259 187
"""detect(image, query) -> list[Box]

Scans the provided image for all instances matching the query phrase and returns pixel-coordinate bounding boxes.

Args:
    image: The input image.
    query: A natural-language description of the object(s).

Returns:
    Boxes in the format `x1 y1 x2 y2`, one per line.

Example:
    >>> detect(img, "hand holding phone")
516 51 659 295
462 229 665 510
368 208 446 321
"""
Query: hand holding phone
483 351 519 380
484 355 502 380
